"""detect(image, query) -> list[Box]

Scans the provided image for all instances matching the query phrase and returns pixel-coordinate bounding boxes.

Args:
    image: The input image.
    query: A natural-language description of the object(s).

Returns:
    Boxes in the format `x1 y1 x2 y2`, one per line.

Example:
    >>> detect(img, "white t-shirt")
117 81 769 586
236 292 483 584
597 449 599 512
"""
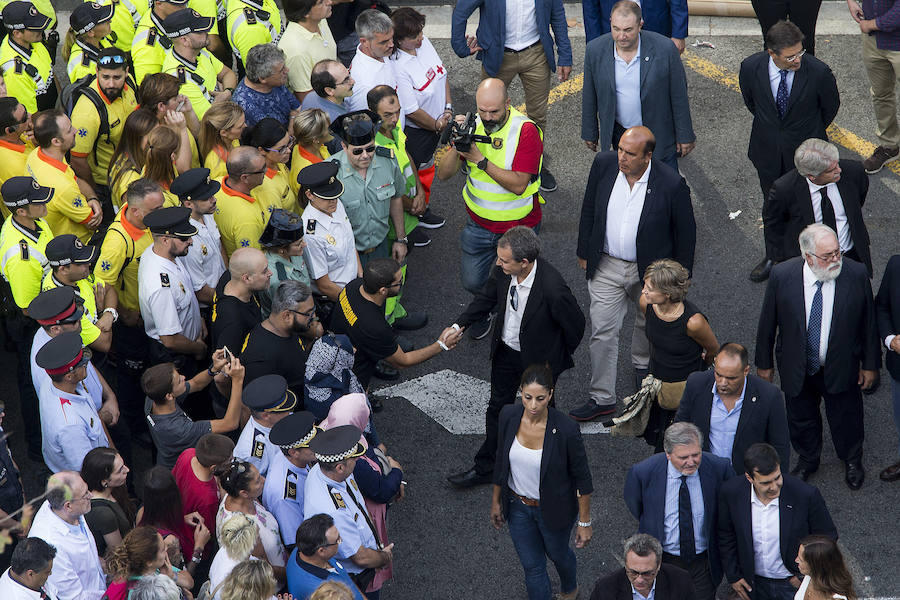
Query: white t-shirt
347 46 405 128
392 36 448 125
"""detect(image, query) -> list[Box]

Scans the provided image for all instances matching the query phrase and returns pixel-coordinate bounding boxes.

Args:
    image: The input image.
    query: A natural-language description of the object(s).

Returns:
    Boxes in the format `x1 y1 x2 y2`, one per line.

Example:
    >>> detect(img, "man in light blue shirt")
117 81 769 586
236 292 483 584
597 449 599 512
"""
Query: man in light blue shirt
614 39 642 131
301 59 353 123
708 365 746 462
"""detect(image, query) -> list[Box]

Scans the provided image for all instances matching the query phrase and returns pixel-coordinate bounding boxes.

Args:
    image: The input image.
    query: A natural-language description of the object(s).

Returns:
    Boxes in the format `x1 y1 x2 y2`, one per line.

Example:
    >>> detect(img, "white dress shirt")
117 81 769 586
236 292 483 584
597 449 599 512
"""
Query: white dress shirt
803 262 835 365
750 489 792 578
502 260 537 351
0 568 57 600
138 245 202 342
614 41 643 128
806 179 852 252
504 0 540 51
768 57 794 101
604 162 651 262
183 214 226 307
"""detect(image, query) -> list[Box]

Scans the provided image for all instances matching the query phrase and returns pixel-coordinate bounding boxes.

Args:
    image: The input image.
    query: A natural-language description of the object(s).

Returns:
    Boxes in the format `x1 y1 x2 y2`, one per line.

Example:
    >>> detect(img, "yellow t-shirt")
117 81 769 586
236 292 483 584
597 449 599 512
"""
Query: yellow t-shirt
70 79 139 186
161 48 223 119
109 160 141 212
0 216 53 309
203 140 237 181
0 138 33 220
41 273 101 347
289 144 329 199
253 164 299 216
213 178 267 257
93 203 151 312
278 20 336 94
0 37 53 114
26 149 95 243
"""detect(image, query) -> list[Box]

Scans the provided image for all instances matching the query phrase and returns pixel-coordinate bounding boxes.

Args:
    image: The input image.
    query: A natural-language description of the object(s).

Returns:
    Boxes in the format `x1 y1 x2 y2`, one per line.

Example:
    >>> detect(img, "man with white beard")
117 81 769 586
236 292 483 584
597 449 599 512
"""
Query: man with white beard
755 223 880 490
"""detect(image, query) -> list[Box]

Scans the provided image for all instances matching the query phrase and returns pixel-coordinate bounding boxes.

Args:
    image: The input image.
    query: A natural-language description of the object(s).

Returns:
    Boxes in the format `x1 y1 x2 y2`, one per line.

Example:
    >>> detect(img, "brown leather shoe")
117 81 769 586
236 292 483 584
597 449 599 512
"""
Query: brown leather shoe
879 460 900 482
863 145 900 173
555 588 579 600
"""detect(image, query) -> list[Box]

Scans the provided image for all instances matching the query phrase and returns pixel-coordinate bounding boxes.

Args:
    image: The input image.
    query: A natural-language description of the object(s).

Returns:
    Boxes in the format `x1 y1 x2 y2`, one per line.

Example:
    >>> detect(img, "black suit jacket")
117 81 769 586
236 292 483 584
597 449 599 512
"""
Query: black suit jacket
494 404 592 530
456 258 585 375
576 152 696 280
717 474 837 585
738 52 840 176
875 255 900 380
675 370 791 475
755 256 880 398
589 563 696 600
763 160 871 275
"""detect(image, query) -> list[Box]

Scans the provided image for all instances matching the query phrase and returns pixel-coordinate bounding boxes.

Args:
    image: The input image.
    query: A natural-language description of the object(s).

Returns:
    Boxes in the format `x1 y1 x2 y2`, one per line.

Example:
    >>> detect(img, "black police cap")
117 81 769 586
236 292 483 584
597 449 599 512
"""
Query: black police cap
269 411 319 449
171 168 221 203
259 209 303 248
162 8 214 38
308 424 366 463
296 161 343 199
35 331 91 375
46 234 98 267
2 1 51 30
242 374 297 413
27 287 84 326
329 110 381 147
70 2 114 35
143 206 198 237
1 176 53 208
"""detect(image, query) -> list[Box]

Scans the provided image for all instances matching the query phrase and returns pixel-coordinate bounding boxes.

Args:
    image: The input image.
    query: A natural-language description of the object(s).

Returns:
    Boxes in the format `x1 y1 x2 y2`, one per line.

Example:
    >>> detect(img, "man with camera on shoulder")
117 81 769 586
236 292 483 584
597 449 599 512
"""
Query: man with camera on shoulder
437 77 544 340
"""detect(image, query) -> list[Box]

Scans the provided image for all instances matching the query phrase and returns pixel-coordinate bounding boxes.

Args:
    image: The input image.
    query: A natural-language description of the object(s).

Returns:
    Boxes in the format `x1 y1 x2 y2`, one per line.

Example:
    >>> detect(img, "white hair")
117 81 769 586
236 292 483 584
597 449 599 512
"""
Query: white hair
794 139 839 178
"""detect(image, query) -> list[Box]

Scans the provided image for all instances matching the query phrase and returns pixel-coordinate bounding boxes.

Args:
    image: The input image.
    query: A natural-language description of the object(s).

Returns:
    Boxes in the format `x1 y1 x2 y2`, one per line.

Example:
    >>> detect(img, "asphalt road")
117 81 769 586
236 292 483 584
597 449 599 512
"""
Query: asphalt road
3 33 900 599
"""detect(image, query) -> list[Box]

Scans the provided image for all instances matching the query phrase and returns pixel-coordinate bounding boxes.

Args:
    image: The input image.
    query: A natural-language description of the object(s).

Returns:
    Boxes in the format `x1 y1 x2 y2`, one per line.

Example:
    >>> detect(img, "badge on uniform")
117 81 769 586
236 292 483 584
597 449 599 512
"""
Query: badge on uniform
160 273 170 287
252 438 265 459
179 282 186 294
330 489 347 509
350 478 359 492
306 220 316 234
492 138 503 149
201 244 208 256
326 234 336 246
285 479 296 500
19 241 29 261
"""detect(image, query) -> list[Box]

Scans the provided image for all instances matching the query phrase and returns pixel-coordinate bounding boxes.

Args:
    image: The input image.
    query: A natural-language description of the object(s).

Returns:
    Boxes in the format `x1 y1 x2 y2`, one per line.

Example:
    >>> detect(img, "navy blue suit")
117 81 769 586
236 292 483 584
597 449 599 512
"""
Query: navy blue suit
581 0 688 42
450 0 573 76
624 451 734 585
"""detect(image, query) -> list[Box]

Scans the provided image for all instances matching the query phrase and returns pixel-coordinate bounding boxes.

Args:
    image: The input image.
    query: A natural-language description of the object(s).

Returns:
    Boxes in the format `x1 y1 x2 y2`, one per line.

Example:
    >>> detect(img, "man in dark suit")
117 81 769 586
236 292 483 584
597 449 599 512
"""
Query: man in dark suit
571 126 695 422
676 342 791 475
755 224 880 490
750 0 823 55
718 443 837 600
447 226 585 487
581 1 695 170
624 423 733 600
763 139 872 277
739 20 839 282
589 533 696 600
581 0 688 53
875 254 900 482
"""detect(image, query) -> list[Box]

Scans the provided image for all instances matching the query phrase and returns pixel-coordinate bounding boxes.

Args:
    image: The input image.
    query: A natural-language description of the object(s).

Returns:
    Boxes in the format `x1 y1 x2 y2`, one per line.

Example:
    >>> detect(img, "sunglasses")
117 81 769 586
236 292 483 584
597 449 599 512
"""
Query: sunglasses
351 145 376 156
98 54 127 66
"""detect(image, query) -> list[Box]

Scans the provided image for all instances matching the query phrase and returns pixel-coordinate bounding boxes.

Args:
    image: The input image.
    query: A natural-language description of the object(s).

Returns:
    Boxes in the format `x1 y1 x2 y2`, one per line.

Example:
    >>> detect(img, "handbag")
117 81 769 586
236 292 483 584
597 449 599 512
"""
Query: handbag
657 379 687 410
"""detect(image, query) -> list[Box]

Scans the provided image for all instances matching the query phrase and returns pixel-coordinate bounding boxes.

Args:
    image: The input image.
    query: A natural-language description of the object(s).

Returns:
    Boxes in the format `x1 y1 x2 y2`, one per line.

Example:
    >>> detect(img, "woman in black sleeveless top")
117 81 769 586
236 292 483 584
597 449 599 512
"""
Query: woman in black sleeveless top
639 259 719 450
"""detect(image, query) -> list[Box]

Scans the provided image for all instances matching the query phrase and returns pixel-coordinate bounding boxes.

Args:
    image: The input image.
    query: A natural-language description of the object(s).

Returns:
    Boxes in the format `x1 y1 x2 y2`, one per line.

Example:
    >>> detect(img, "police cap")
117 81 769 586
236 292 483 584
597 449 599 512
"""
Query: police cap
27 287 84 326
171 168 221 203
308 424 365 463
2 176 53 208
269 411 319 449
143 206 198 237
297 161 343 199
70 2 114 36
2 2 51 30
242 374 297 413
35 331 91 376
162 8 214 38
46 234 98 267
259 208 303 248
329 110 381 147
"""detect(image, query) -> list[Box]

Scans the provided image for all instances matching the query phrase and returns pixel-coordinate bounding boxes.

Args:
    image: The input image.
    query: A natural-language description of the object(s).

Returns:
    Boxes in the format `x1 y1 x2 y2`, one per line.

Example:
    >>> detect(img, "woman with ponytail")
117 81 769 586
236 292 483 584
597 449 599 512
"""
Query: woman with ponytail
104 526 192 600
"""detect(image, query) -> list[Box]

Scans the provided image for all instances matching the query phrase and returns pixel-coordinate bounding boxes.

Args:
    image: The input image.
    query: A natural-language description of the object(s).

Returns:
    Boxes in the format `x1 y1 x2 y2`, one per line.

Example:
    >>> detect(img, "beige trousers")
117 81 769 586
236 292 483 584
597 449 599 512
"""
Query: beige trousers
862 32 900 148
482 43 551 134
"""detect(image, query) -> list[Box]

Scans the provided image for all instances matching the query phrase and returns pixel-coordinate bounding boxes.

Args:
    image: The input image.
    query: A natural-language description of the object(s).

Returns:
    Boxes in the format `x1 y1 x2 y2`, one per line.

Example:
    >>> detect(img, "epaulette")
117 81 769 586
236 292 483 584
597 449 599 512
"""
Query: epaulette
243 6 257 24
160 273 170 287
147 29 157 46
18 241 28 261
375 146 394 159
306 219 316 234
13 56 22 74
329 488 346 510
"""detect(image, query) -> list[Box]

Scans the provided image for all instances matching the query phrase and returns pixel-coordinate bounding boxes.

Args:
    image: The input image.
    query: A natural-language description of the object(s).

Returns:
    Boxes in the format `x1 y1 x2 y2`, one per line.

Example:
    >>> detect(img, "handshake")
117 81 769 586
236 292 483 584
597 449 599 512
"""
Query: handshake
436 323 466 351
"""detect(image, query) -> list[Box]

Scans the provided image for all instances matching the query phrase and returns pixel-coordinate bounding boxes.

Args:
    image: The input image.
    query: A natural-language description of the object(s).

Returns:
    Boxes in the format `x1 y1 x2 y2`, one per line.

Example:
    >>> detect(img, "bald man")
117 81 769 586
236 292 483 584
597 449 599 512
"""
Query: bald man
437 78 545 340
571 126 696 422
211 247 271 355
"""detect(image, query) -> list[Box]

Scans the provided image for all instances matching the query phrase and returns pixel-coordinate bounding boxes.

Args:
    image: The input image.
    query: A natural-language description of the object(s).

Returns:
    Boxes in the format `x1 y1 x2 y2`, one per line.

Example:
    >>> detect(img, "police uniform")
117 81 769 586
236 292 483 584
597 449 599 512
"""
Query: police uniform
225 0 281 67
97 0 147 54
26 147 95 244
261 410 318 547
66 2 114 83
0 2 55 114
40 234 104 348
0 136 34 220
253 163 298 216
303 425 382 575
259 208 308 316
137 206 202 347
298 162 358 296
131 0 187 84
34 331 110 473
0 176 54 309
234 374 297 477
161 9 222 119
214 177 268 257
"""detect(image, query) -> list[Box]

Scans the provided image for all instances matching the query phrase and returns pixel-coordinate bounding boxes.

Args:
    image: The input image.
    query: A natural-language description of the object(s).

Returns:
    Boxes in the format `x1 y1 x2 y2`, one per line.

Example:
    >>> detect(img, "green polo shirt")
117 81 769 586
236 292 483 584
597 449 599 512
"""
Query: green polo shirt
333 150 405 252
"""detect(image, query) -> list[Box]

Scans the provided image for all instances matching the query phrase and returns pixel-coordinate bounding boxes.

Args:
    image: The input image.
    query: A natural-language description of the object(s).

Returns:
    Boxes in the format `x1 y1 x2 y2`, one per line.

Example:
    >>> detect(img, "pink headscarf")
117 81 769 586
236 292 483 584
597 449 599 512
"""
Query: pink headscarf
320 393 371 449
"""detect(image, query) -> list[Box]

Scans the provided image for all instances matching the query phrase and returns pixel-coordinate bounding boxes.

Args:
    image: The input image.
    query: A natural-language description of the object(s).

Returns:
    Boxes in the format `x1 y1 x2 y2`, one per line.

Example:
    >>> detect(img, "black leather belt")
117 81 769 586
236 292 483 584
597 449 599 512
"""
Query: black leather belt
504 40 541 53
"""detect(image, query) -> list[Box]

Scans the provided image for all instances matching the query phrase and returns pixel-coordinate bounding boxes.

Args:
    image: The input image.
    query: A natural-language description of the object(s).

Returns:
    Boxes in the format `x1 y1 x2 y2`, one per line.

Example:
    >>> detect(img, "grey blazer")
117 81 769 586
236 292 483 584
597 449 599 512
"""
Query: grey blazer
581 30 695 161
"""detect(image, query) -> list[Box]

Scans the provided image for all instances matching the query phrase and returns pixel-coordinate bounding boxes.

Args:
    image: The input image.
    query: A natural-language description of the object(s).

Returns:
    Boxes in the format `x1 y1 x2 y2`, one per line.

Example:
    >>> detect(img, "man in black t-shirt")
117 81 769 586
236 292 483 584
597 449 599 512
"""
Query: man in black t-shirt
211 248 270 354
330 258 463 389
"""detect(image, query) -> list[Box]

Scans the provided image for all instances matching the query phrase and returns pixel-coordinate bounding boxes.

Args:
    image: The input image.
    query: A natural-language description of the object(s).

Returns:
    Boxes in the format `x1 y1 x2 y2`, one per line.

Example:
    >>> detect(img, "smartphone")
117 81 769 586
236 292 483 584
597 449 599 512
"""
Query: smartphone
176 100 185 112
222 346 233 363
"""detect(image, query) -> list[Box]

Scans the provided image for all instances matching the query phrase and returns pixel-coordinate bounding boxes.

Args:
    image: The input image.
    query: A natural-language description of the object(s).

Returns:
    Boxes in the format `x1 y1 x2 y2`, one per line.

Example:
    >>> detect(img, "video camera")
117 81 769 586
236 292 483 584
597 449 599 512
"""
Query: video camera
439 112 493 153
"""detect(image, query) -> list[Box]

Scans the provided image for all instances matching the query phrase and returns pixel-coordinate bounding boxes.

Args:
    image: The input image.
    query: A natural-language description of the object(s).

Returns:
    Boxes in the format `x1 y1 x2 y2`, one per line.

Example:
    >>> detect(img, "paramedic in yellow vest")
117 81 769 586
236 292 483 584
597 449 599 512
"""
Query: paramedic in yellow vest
225 0 282 75
132 0 188 85
214 145 268 256
66 2 114 83
437 78 543 340
0 175 54 460
96 0 147 54
161 8 237 119
0 1 56 114
0 96 34 220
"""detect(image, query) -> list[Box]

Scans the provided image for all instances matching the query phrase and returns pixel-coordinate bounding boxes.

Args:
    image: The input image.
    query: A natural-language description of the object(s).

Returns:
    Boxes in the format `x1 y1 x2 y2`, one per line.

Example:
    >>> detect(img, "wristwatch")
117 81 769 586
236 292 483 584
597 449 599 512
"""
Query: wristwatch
477 157 489 170
444 103 453 112
102 307 118 323
395 237 409 245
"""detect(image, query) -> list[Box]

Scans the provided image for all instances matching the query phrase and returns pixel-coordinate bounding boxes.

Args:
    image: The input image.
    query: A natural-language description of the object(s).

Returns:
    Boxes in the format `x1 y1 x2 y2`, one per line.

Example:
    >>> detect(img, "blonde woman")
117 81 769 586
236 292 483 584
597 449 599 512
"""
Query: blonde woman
200 102 246 181
221 559 292 600
289 109 331 199
209 514 261 600
310 581 355 600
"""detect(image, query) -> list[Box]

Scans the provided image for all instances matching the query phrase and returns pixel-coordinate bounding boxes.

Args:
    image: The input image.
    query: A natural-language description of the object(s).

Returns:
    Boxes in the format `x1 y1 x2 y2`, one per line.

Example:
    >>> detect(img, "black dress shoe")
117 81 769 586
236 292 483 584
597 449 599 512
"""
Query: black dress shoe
790 463 818 481
749 257 774 282
845 461 865 490
568 401 617 422
447 467 493 488
374 360 399 380
879 460 900 482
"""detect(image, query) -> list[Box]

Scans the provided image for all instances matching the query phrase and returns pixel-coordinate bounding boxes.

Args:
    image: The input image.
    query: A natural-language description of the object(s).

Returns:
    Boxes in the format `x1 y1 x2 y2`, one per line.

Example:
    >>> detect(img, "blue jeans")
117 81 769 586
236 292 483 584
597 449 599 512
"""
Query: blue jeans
506 499 577 600
892 377 900 456
459 217 540 295
753 576 796 600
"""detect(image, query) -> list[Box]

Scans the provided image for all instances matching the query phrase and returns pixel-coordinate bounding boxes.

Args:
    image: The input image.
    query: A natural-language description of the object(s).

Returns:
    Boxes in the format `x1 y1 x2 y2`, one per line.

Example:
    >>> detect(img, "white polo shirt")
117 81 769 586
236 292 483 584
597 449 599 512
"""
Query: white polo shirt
183 214 226 307
0 567 58 600
347 46 404 127
301 201 358 293
138 245 202 341
392 36 448 125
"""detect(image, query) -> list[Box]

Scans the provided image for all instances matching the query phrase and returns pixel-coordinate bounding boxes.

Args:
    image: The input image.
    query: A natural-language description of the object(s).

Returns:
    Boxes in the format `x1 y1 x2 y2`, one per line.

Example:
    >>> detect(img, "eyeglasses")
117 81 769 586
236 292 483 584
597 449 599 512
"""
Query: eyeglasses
351 145 376 156
810 249 842 262
625 567 659 579
98 53 127 66
244 170 267 176
317 535 342 550
289 308 318 320
337 75 352 86
266 136 295 154
783 48 806 62
386 281 403 289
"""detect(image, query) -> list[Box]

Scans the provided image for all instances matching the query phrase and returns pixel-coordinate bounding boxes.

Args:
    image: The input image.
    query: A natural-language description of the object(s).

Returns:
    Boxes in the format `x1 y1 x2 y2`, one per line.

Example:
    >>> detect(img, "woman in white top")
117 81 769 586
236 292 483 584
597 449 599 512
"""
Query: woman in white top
214 460 288 584
794 535 856 600
209 513 261 600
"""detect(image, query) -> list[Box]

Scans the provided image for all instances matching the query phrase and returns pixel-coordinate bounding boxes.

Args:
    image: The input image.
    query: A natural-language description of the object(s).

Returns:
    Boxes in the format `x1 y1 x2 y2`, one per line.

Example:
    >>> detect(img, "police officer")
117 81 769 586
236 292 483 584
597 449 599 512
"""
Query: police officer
138 205 206 369
132 0 188 85
303 424 393 579
262 410 318 547
42 234 117 353
0 1 55 113
66 1 114 83
0 97 34 221
224 0 281 76
101 0 147 54
260 208 309 317
34 331 111 472
0 175 53 460
233 373 295 477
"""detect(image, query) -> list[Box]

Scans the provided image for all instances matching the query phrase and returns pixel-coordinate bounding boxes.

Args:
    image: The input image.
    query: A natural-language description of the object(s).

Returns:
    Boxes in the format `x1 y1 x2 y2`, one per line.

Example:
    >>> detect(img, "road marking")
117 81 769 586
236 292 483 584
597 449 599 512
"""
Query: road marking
377 369 609 434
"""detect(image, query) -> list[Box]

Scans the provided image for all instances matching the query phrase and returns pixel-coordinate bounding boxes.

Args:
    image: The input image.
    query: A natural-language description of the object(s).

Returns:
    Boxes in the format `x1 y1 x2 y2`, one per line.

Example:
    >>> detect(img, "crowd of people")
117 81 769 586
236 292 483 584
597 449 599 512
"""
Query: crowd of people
0 0 893 599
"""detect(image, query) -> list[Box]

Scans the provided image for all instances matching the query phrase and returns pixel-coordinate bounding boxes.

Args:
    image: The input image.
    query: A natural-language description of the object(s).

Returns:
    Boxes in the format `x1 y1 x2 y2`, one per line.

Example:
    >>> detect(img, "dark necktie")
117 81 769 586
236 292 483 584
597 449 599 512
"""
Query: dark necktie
819 187 837 232
679 475 696 563
807 281 824 374
509 285 519 311
776 69 789 118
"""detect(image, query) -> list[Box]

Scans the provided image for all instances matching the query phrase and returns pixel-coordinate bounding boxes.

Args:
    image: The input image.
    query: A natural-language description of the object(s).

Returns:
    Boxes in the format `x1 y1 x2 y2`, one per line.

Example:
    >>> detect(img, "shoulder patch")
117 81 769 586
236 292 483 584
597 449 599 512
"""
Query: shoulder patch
285 477 297 500
243 6 257 24
306 219 316 234
240 239 251 247
147 29 157 46
160 273 170 287
329 488 346 510
18 241 28 261
100 260 111 271
375 146 394 159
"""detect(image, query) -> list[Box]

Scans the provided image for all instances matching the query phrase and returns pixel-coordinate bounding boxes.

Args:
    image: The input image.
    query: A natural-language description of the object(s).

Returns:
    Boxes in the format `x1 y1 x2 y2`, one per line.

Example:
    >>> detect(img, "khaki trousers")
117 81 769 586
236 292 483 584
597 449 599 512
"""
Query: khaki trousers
482 43 551 134
862 32 900 148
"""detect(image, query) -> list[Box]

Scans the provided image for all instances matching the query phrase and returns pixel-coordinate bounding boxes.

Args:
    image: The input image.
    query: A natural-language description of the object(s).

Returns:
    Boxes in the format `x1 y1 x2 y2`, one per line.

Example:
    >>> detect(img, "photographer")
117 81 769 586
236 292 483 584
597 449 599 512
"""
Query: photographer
437 78 544 340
